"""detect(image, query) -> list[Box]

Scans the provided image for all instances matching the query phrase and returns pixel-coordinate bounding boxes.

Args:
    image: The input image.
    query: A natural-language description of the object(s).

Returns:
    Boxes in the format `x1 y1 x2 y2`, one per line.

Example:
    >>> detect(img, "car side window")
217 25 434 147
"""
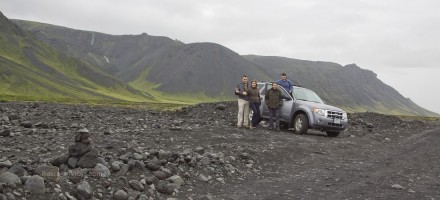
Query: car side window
265 84 271 92
258 83 266 95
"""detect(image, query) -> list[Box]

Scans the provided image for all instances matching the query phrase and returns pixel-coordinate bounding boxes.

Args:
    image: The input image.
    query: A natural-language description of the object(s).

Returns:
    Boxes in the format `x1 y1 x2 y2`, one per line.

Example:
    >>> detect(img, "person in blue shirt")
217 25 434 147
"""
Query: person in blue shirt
276 72 293 96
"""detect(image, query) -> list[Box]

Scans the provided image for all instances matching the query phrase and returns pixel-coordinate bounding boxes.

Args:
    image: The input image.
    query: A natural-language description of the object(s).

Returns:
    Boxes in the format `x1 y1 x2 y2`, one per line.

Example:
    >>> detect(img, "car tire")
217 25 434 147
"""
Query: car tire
294 114 309 135
326 131 340 137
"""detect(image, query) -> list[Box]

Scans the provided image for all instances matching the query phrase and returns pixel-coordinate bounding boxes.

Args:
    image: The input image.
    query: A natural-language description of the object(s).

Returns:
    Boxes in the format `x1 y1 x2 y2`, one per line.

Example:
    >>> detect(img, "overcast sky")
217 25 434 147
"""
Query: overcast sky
2 0 439 114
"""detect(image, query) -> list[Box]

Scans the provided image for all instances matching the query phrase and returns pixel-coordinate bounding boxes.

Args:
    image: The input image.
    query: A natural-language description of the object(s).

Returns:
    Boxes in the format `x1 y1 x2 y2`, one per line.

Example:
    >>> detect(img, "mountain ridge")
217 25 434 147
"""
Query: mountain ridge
2 16 438 116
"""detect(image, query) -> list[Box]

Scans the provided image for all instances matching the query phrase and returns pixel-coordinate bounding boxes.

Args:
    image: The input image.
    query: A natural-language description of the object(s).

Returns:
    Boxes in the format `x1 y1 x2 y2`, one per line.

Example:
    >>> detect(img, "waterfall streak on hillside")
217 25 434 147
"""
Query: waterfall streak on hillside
91 33 94 45
104 56 110 63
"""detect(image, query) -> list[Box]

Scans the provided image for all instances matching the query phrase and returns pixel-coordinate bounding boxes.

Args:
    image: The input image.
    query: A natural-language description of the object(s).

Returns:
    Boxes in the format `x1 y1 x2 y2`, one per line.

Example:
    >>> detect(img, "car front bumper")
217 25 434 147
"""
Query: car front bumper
311 113 348 132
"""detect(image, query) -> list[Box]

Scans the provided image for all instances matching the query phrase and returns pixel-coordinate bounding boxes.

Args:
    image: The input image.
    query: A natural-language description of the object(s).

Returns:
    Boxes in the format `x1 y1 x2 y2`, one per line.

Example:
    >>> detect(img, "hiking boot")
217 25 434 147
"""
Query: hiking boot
268 126 273 130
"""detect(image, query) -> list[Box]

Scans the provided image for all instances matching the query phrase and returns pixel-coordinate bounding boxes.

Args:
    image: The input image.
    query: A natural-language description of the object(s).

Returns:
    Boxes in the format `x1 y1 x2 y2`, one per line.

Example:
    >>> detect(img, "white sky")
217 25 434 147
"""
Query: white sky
2 0 439 114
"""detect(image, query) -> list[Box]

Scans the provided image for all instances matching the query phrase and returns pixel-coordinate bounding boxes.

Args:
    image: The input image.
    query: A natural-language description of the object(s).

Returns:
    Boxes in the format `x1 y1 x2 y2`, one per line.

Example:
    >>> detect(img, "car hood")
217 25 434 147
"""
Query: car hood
296 100 346 112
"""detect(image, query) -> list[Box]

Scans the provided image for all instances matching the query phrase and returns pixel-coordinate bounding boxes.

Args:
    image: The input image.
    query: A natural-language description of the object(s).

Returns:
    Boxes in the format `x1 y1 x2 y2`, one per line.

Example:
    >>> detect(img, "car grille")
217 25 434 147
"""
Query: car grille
328 123 343 127
327 111 343 119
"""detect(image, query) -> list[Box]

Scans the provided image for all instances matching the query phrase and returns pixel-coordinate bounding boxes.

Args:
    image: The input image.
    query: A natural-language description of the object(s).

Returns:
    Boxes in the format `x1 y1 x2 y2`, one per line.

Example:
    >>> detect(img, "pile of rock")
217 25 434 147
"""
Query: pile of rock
68 128 100 169
52 128 101 169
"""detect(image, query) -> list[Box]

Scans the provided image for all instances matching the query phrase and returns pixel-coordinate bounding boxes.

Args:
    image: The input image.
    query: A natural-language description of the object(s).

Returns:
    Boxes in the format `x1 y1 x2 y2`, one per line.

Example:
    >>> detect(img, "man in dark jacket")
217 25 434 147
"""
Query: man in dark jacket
265 82 283 130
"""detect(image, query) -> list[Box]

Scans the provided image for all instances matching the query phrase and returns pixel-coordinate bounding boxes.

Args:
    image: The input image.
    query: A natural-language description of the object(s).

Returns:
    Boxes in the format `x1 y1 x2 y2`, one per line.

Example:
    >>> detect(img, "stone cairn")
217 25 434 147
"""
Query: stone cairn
52 128 100 169
68 128 100 169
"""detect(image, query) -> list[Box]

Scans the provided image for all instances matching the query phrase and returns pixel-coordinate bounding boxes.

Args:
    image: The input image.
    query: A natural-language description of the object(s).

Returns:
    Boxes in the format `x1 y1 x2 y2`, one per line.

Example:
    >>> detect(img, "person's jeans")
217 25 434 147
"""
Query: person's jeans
249 102 261 127
237 99 250 127
268 107 280 129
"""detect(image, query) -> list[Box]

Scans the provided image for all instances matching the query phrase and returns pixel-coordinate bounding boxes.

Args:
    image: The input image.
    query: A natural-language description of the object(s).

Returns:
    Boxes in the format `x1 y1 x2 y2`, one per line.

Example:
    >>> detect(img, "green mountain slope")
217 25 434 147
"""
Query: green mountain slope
123 42 272 98
9 18 439 116
13 19 271 100
0 12 152 103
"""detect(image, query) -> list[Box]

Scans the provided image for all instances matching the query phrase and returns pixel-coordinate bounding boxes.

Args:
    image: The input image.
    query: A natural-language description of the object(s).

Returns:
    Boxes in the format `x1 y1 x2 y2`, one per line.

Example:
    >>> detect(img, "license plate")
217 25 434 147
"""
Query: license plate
334 118 341 124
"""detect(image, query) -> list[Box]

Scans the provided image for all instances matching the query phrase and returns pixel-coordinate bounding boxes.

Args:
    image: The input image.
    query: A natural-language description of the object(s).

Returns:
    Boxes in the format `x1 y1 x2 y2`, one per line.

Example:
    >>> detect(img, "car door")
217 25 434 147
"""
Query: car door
257 83 266 116
260 83 270 118
278 86 293 122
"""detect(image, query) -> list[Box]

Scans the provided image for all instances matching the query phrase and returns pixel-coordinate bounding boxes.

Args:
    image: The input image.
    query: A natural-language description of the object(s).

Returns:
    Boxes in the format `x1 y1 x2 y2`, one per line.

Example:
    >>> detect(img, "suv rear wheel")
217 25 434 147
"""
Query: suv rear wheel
294 114 309 135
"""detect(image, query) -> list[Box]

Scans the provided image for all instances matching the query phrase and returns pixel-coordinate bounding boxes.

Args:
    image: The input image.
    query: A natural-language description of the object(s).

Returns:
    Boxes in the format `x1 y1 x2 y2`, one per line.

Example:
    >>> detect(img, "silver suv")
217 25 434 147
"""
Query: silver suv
256 82 348 137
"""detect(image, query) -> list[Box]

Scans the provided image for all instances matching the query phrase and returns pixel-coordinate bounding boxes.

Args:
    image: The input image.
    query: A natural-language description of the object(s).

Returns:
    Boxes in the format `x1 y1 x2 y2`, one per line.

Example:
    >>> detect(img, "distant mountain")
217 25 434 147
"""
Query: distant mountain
243 55 437 116
5 17 438 116
12 19 271 99
0 12 151 102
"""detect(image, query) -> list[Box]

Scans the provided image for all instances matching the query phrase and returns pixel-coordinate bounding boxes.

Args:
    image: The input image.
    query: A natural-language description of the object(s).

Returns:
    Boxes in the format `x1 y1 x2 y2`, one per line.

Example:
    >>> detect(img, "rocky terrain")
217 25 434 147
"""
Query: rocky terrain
0 101 439 200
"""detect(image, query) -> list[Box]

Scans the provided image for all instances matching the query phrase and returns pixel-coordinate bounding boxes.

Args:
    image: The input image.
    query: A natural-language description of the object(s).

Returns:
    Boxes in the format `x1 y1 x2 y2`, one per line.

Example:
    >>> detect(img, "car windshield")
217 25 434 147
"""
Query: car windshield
293 88 324 104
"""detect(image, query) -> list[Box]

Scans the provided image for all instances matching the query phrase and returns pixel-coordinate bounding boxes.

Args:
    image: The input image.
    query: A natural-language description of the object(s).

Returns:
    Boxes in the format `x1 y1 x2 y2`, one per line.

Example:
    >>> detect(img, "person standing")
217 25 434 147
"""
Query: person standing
276 72 293 96
248 80 261 129
235 75 250 128
265 82 283 130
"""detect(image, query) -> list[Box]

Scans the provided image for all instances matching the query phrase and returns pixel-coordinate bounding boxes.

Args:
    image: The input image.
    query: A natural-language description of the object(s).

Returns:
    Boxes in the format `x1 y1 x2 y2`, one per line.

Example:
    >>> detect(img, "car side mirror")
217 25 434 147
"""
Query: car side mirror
283 95 292 100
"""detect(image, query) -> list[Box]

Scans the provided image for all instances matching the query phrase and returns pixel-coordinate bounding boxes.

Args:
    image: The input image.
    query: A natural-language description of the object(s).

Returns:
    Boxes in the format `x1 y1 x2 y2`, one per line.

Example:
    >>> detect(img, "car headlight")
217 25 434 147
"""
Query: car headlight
342 112 348 120
313 107 325 116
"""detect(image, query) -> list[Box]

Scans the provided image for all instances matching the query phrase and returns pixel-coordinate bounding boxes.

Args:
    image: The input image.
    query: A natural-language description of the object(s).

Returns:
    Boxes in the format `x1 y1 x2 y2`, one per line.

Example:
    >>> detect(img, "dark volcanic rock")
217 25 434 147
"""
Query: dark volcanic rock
113 190 128 200
76 149 99 168
115 165 129 177
68 142 93 157
75 128 91 144
153 171 167 180
0 129 11 137
68 157 79 168
216 103 227 110
7 114 20 121
103 128 114 135
20 121 33 128
8 165 28 177
128 180 144 191
145 160 161 171
156 180 173 195
144 176 158 185
68 169 84 184
51 153 70 166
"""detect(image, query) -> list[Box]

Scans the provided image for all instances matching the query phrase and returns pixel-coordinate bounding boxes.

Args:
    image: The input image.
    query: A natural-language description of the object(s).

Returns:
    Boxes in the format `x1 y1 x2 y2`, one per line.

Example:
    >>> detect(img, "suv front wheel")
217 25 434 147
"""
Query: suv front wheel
294 114 309 135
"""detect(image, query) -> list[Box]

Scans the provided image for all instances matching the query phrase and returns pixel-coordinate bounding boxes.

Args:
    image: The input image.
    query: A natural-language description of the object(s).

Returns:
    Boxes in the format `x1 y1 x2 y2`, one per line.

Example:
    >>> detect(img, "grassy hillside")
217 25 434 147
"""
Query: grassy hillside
13 20 271 99
0 12 153 103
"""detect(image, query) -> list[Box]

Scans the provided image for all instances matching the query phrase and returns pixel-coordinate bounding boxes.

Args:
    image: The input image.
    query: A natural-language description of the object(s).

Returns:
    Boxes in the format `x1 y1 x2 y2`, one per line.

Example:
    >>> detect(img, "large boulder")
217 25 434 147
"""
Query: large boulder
0 172 21 188
76 149 100 168
25 175 45 195
51 153 70 166
76 181 92 199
